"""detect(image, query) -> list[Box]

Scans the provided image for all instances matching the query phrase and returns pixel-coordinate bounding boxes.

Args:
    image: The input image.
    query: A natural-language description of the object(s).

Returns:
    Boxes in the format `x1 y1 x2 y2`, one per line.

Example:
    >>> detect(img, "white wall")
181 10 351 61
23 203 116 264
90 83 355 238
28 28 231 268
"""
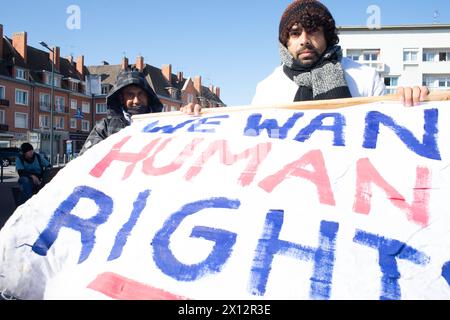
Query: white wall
339 27 450 88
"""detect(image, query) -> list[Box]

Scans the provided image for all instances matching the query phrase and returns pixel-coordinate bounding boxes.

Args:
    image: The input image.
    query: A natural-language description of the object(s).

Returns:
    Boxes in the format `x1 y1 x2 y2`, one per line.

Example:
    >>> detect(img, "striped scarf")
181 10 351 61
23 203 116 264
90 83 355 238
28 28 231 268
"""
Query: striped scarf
280 43 352 101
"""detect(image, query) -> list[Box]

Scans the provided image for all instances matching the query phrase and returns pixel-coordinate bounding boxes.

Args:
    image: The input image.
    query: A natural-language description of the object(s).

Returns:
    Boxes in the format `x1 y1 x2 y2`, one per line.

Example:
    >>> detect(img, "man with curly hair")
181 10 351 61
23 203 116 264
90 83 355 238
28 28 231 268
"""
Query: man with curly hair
251 0 428 107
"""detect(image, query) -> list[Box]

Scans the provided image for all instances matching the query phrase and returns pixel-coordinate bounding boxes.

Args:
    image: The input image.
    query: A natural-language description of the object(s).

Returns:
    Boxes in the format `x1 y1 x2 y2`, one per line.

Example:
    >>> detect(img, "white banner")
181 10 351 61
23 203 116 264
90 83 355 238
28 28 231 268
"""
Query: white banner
1 101 450 300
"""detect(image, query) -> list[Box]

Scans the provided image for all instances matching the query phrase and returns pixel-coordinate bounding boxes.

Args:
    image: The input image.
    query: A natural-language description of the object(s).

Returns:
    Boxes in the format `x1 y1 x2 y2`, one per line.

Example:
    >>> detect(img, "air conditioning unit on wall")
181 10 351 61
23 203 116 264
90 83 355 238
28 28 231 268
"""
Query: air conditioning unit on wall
376 63 386 72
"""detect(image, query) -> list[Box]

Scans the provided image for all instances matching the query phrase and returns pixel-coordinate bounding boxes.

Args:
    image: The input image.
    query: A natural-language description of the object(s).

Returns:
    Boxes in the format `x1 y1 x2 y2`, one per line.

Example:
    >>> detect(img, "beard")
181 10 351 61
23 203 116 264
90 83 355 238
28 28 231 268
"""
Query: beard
126 105 149 115
296 44 322 66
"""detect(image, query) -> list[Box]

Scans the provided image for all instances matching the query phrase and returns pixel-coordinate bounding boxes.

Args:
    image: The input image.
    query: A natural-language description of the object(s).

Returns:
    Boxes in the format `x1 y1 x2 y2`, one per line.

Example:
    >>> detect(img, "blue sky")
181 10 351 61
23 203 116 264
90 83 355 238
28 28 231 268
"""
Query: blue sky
0 0 449 106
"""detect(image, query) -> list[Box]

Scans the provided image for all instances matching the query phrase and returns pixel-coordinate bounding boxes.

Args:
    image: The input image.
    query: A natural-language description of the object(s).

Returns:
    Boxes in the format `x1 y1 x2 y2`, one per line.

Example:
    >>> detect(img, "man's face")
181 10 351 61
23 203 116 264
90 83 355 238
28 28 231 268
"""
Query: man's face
24 149 34 160
286 24 327 66
121 85 149 115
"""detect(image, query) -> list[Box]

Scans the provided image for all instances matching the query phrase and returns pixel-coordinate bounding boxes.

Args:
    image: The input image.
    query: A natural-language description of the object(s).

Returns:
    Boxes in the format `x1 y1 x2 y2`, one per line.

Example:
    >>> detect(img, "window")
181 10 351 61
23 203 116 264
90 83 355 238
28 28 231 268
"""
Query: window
422 75 450 89
81 120 90 132
39 93 51 111
439 52 449 62
70 81 78 92
54 77 61 88
96 103 107 114
15 89 28 105
346 49 362 61
423 52 435 62
70 118 77 129
45 74 52 86
39 115 49 128
45 73 61 87
55 96 65 113
0 86 5 99
101 85 110 95
403 49 419 62
187 93 194 104
70 99 77 110
0 110 5 124
384 76 399 87
15 68 26 80
82 102 90 113
55 116 64 129
363 52 378 61
170 106 178 112
163 104 168 112
14 112 28 128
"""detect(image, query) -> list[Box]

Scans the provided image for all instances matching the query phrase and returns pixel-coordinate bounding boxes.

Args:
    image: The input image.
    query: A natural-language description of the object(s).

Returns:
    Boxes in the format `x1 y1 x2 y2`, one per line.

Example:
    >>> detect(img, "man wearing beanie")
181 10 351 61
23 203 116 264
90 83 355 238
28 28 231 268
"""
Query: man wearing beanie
15 142 51 205
252 0 428 106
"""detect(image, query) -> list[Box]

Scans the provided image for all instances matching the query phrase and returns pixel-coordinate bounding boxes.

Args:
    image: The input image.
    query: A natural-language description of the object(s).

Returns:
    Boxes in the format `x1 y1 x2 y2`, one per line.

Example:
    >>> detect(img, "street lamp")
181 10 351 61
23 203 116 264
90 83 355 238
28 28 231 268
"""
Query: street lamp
39 41 54 165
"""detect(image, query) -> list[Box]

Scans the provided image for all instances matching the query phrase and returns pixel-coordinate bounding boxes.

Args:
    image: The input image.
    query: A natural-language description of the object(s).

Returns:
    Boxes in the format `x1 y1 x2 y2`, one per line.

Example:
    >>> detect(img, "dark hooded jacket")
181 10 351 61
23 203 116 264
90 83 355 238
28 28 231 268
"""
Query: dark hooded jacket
79 69 163 155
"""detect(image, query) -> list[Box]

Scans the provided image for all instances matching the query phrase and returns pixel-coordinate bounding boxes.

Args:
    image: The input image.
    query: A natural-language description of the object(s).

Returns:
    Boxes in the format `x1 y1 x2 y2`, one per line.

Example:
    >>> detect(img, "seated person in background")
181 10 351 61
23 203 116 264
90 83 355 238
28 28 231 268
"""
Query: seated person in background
15 143 51 205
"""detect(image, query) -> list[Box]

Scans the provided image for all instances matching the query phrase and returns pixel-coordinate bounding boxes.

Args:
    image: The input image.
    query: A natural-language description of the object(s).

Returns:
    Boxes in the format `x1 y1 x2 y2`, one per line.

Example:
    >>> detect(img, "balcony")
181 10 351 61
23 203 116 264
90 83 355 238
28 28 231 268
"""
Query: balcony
361 61 388 73
39 102 51 112
0 124 8 132
55 106 68 114
0 99 9 107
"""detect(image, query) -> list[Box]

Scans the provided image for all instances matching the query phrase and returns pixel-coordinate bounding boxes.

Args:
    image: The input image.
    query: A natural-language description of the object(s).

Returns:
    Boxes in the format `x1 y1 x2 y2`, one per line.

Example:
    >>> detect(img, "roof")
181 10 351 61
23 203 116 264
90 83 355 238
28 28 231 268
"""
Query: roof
86 62 225 104
201 86 223 104
86 65 121 85
0 36 84 85
338 24 450 32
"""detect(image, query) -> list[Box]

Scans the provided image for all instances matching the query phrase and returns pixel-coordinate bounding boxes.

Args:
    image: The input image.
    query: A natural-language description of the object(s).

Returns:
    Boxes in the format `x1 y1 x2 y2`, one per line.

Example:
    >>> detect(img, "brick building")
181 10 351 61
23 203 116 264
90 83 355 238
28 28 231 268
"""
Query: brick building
0 23 225 159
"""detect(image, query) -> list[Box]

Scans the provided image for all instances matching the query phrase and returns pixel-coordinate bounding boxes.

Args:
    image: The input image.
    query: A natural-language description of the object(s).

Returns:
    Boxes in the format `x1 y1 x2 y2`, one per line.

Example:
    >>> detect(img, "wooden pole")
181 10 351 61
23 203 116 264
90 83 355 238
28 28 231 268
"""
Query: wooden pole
133 90 450 121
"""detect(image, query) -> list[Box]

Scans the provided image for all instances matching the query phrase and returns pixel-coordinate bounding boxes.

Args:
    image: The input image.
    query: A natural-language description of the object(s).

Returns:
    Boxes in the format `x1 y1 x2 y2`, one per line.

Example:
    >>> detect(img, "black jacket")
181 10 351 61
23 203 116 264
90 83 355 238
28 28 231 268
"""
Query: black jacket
79 69 162 155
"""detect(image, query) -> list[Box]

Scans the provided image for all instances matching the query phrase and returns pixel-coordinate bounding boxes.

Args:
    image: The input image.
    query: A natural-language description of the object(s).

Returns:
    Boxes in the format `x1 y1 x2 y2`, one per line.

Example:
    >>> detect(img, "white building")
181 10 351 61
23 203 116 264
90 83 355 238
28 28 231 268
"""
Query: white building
338 24 450 94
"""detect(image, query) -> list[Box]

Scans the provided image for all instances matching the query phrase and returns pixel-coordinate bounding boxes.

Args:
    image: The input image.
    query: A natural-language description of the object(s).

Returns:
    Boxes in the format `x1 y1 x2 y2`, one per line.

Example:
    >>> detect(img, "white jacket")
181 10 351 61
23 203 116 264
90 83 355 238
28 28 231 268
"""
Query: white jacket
251 57 386 105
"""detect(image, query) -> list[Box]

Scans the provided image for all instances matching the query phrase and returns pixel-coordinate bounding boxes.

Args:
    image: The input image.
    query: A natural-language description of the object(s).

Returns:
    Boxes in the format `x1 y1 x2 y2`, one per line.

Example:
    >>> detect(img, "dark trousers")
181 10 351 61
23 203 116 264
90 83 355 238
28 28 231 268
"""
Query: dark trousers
18 176 40 205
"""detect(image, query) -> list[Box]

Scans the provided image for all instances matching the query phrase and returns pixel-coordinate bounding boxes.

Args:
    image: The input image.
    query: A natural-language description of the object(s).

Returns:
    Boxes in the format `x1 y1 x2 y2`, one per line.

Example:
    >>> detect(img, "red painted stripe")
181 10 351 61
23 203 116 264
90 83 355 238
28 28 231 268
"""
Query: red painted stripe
87 272 188 300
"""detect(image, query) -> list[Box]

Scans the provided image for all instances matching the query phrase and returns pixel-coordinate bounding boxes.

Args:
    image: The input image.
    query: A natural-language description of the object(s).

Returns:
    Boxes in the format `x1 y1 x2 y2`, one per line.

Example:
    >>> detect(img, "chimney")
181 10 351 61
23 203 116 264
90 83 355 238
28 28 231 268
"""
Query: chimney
177 71 183 82
12 31 27 63
76 55 84 79
121 56 129 70
0 24 3 59
209 84 214 93
136 55 144 72
194 75 202 94
215 86 220 98
50 46 60 71
162 64 172 83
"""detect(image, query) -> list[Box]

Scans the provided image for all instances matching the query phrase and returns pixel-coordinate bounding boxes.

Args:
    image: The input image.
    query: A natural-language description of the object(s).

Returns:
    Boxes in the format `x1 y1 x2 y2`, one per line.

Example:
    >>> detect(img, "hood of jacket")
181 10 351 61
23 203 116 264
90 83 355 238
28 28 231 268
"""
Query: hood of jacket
106 69 163 116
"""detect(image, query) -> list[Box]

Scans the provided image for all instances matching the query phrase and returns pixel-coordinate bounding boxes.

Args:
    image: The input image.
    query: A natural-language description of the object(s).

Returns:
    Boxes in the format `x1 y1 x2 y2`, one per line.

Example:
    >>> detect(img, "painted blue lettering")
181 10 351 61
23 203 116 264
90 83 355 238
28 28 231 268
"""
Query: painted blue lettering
354 230 430 300
249 210 339 299
294 113 346 146
187 115 229 133
442 261 450 286
32 186 113 263
142 119 196 134
152 197 240 281
243 112 304 139
108 190 151 261
363 109 440 160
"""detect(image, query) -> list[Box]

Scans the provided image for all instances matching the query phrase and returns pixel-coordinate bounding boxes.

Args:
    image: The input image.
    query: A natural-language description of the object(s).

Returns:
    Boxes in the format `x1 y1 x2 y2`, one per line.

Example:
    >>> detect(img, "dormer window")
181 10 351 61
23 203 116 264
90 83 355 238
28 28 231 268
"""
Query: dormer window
101 84 110 95
44 72 62 88
70 81 78 92
15 68 27 80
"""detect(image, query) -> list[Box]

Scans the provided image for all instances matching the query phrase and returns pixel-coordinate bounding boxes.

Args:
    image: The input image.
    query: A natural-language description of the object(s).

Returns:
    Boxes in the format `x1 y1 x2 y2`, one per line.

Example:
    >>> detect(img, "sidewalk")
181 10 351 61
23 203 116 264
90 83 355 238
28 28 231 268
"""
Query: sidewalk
0 166 19 229
0 165 64 229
